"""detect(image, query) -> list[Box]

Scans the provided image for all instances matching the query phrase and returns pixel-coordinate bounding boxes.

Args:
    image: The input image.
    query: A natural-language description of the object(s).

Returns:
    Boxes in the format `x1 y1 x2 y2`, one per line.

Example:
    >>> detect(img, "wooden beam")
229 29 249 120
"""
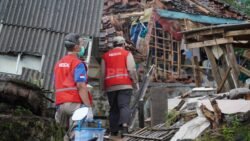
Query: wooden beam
217 67 232 93
192 56 202 87
187 37 233 48
116 11 144 19
185 29 224 39
178 42 181 77
226 29 250 37
225 44 240 88
181 64 211 69
204 47 222 86
239 65 250 77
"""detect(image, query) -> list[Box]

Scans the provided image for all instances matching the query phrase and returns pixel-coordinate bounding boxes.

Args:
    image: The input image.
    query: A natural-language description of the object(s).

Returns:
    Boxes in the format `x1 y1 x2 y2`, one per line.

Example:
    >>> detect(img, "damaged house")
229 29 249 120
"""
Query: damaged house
100 0 248 82
98 0 250 140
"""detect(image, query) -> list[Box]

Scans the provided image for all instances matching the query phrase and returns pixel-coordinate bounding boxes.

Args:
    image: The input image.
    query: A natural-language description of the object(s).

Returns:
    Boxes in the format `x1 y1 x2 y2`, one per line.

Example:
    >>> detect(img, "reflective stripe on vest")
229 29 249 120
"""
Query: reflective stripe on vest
56 87 77 92
105 74 129 79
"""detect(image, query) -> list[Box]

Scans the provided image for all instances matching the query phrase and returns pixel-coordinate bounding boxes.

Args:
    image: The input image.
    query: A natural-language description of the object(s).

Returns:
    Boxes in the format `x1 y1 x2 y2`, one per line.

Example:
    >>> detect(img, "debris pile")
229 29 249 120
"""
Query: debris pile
125 87 250 140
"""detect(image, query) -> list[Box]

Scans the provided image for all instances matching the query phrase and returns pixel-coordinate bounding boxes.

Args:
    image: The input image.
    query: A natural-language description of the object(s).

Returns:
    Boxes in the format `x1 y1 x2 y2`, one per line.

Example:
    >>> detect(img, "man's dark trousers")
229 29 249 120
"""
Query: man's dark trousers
107 89 132 133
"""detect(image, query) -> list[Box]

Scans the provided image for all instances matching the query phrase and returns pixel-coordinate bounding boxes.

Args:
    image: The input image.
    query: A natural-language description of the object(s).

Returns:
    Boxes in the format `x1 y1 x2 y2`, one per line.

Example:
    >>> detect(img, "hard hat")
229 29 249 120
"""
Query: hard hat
113 36 126 45
64 33 80 48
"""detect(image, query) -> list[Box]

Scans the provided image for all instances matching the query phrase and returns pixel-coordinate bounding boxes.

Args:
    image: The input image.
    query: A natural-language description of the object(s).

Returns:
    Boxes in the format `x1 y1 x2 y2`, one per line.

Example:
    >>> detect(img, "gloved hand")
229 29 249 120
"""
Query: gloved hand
86 107 93 121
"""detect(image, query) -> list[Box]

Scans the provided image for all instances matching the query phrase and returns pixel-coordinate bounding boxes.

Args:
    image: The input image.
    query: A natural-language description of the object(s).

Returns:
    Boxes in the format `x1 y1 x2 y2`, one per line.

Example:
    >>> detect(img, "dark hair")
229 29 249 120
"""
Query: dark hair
64 33 80 51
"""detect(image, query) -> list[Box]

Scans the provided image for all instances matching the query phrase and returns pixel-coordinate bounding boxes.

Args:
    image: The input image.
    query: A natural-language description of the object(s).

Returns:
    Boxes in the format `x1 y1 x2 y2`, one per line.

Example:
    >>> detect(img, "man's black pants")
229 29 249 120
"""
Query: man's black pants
107 89 132 133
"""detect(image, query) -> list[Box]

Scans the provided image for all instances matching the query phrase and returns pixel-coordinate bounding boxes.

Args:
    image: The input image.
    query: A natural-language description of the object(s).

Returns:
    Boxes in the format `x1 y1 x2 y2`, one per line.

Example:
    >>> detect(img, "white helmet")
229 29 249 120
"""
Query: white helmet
113 36 126 45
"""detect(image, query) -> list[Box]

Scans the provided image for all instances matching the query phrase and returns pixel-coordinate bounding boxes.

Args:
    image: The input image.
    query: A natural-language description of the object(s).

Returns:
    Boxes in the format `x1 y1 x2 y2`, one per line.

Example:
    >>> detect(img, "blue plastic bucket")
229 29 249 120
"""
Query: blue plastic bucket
74 127 105 141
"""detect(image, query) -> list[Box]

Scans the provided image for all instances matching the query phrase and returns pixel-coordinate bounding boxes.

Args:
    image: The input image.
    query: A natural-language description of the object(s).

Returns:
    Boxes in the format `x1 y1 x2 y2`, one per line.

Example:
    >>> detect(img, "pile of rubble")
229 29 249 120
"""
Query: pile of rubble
125 87 250 141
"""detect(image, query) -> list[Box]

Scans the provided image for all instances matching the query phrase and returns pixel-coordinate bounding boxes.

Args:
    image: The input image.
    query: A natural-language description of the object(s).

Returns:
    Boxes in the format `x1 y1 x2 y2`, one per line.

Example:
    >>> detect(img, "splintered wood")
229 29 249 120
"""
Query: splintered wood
200 99 222 129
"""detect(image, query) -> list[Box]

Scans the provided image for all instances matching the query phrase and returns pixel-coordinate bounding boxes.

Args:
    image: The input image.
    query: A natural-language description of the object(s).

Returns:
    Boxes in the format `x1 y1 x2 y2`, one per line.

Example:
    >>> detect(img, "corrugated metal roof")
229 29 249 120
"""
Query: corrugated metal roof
0 0 104 36
0 0 104 90
0 25 66 90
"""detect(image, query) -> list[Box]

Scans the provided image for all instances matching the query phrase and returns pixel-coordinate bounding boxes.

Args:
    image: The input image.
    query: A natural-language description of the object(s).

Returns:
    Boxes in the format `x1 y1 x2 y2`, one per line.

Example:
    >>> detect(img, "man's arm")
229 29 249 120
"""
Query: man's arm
77 82 91 107
74 63 91 107
127 53 139 88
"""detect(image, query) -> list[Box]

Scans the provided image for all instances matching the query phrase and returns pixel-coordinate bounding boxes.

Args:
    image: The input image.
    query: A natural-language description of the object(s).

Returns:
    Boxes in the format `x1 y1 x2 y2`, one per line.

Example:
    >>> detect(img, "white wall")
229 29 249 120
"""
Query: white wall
0 55 17 74
0 54 42 75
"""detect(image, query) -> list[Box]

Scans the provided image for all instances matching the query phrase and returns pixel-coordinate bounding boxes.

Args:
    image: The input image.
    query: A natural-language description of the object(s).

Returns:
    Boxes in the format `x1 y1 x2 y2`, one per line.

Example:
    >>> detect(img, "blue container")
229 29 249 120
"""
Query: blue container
74 120 105 141
74 127 105 141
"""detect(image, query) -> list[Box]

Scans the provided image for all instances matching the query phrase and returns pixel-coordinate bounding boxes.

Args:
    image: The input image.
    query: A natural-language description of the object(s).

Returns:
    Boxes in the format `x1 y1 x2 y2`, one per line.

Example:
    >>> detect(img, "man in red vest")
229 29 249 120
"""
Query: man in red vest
101 36 139 137
54 33 92 141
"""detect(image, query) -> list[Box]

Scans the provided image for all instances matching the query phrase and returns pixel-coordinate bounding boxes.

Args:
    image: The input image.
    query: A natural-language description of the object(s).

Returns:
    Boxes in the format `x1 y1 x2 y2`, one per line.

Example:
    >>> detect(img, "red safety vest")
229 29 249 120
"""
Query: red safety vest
103 47 133 89
54 54 92 105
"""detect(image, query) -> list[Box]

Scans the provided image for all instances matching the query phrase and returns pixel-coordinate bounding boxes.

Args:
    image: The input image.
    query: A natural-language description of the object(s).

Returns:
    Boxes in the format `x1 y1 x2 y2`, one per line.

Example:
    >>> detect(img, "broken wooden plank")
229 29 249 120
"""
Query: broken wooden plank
200 100 222 129
181 111 198 122
181 90 192 98
225 29 250 37
211 100 222 127
239 65 250 77
200 104 217 128
217 67 232 93
174 99 185 111
186 37 233 48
